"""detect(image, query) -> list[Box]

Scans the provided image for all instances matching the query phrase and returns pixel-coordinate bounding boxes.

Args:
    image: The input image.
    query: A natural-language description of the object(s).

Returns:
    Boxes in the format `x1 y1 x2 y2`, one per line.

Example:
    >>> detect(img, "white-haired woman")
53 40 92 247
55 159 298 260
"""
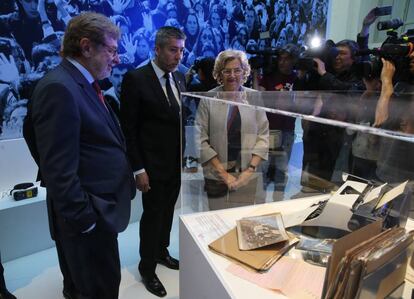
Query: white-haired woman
196 49 269 210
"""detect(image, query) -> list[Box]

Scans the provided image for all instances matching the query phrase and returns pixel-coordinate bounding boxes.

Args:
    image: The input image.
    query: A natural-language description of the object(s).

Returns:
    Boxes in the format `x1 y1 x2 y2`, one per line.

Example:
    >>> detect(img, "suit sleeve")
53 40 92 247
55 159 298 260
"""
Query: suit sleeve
120 71 144 171
31 81 98 233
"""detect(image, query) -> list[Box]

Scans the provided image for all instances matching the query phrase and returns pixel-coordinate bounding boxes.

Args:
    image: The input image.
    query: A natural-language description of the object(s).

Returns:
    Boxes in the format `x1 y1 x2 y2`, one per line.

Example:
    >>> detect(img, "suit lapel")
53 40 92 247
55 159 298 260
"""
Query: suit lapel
172 72 186 94
60 59 125 146
146 63 172 112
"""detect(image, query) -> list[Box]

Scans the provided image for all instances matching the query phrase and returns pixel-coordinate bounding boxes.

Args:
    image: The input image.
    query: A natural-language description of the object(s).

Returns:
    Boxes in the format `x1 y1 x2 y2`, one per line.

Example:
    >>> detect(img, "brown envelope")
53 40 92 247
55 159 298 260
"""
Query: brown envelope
209 227 298 271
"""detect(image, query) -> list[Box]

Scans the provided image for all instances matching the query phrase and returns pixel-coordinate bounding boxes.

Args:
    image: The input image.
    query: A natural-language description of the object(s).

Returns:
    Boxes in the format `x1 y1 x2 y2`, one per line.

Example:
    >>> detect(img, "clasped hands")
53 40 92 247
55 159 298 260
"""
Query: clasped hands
217 168 254 191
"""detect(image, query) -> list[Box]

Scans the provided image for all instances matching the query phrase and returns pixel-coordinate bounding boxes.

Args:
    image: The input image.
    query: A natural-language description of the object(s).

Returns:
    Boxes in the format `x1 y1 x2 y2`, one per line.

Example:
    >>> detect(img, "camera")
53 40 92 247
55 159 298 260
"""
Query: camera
377 18 404 31
246 47 279 70
355 19 414 81
296 40 339 71
192 59 202 73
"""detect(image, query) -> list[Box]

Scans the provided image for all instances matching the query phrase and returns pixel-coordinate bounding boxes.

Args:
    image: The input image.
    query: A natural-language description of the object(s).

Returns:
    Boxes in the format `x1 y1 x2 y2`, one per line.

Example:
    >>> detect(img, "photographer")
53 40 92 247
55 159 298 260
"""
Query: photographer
256 44 298 198
295 39 364 192
375 52 414 184
186 57 217 92
313 39 364 91
348 57 385 180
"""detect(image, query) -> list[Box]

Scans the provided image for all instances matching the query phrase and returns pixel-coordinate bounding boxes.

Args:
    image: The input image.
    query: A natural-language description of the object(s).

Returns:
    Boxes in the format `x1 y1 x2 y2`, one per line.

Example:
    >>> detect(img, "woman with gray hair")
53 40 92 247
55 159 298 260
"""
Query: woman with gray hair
196 49 269 210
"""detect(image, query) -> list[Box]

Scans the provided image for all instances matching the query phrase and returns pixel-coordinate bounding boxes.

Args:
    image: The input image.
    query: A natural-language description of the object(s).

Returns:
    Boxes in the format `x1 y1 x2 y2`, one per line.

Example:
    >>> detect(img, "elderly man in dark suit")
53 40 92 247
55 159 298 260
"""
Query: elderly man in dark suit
23 12 136 299
120 26 186 297
0 254 16 299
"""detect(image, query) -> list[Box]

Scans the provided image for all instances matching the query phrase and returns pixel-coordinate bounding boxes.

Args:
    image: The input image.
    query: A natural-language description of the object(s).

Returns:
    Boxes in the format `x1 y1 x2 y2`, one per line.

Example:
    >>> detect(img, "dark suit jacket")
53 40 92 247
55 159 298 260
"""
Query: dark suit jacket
120 62 186 180
24 58 136 239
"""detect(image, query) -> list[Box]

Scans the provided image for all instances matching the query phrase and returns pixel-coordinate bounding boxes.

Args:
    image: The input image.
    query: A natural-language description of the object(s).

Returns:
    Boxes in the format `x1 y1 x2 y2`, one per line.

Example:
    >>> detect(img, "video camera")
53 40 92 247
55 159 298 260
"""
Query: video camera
355 19 414 81
246 47 279 70
296 40 339 72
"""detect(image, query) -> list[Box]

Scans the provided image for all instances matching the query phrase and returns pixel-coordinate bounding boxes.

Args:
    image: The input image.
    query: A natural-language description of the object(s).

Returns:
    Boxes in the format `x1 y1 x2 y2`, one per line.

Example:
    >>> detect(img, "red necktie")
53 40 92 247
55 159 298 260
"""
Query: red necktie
92 81 107 108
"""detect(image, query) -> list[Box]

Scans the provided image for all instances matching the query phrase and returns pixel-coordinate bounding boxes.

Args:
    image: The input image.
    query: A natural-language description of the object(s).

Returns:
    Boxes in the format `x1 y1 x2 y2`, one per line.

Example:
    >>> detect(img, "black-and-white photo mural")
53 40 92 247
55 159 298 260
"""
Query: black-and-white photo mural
0 0 328 140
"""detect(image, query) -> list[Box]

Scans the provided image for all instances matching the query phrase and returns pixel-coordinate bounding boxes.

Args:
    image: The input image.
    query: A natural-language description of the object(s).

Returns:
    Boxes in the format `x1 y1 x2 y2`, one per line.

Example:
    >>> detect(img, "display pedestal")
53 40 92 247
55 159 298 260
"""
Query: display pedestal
179 196 414 299
0 186 142 262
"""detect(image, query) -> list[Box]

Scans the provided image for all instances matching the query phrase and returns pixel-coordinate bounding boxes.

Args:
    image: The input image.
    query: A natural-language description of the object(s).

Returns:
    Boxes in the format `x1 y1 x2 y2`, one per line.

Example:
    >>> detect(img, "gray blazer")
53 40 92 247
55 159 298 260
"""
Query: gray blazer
196 85 269 179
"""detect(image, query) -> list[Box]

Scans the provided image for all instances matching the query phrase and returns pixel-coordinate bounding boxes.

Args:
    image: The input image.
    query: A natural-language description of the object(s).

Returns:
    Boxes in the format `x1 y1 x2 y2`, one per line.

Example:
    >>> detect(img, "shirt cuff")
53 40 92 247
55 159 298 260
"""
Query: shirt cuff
134 169 145 176
82 222 96 233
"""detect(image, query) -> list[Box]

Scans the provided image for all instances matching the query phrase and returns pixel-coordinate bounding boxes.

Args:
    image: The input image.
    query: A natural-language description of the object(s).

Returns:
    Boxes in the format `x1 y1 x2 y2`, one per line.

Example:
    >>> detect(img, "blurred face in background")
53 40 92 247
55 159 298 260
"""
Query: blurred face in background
110 67 128 96
186 14 198 36
200 28 214 47
210 12 221 29
277 52 294 75
136 38 150 59
18 0 39 19
238 29 248 46
245 10 255 31
333 45 354 74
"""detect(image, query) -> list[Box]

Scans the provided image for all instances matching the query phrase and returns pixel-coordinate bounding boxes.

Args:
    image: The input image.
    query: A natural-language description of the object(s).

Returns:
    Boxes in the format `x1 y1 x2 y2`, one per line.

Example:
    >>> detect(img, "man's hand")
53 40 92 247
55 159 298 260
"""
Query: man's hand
313 58 326 76
135 172 150 192
380 58 395 85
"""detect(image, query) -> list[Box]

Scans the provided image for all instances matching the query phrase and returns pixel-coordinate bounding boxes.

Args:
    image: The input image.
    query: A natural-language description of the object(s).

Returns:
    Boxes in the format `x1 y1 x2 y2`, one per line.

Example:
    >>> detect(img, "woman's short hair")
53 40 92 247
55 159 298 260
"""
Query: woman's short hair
62 12 120 58
213 49 251 85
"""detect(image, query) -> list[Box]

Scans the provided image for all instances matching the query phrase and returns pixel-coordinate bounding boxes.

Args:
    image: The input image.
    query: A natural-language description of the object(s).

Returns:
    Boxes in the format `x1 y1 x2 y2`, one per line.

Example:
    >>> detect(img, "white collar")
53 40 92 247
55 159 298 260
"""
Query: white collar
151 59 170 80
67 57 95 84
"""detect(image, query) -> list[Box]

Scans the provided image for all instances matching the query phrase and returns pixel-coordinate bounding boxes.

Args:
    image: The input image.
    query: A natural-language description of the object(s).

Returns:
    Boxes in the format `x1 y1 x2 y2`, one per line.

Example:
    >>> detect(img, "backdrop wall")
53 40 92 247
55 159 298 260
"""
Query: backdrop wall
0 0 329 141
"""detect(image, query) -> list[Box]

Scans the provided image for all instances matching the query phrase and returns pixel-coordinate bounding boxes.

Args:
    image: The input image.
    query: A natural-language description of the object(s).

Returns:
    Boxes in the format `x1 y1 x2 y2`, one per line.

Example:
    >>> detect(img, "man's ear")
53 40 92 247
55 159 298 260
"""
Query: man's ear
154 45 160 57
79 38 93 58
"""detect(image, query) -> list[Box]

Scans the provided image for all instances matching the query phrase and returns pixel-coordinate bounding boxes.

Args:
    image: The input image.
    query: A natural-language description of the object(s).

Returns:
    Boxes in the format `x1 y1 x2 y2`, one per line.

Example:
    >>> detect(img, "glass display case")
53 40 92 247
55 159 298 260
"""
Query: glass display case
180 90 414 216
178 90 414 299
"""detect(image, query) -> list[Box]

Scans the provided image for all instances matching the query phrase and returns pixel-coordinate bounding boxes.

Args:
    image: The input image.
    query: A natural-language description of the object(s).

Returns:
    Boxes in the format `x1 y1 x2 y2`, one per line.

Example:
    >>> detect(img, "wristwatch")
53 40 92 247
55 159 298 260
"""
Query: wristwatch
248 164 257 172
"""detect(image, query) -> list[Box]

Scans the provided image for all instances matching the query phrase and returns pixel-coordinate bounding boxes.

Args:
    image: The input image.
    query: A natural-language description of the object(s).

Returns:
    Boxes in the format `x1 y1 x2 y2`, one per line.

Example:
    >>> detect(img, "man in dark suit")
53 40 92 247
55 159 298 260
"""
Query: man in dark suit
23 12 136 299
0 254 16 299
120 26 186 297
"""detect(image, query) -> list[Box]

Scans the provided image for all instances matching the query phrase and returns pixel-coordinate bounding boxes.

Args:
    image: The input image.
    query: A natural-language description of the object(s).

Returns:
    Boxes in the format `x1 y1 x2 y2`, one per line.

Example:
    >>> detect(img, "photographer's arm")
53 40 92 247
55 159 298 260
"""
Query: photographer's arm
357 8 378 60
374 59 395 127
251 69 265 91
360 8 378 38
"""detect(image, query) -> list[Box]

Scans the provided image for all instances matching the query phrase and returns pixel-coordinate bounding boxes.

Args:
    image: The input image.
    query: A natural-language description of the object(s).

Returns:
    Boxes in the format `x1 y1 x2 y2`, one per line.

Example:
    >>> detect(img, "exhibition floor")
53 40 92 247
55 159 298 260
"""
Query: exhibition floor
4 218 180 299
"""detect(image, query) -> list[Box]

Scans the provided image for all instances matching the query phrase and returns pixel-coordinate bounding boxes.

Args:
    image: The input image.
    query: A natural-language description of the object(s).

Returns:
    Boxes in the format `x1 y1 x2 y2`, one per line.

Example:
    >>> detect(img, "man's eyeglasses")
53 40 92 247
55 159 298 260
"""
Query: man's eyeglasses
100 43 118 57
221 68 243 76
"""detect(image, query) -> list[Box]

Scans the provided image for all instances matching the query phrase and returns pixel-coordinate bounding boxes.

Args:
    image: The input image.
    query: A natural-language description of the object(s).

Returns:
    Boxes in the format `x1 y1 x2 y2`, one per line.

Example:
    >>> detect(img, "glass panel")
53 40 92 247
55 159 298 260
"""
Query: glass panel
180 91 414 218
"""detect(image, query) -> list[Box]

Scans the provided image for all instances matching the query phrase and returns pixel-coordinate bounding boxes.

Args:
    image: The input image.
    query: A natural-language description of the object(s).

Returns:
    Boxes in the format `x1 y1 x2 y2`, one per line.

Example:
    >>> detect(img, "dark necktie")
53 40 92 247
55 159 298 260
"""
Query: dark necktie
227 105 241 163
92 81 107 109
164 72 180 115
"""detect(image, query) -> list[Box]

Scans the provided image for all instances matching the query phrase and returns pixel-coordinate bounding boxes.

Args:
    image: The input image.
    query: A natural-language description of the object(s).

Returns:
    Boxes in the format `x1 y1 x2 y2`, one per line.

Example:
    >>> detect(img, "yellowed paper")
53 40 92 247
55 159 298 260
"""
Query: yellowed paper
375 181 408 209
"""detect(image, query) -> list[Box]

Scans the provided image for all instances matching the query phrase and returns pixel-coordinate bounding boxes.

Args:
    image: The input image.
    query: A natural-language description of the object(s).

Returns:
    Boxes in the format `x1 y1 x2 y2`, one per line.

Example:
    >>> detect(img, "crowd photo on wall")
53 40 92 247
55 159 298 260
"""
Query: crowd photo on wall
0 0 329 140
